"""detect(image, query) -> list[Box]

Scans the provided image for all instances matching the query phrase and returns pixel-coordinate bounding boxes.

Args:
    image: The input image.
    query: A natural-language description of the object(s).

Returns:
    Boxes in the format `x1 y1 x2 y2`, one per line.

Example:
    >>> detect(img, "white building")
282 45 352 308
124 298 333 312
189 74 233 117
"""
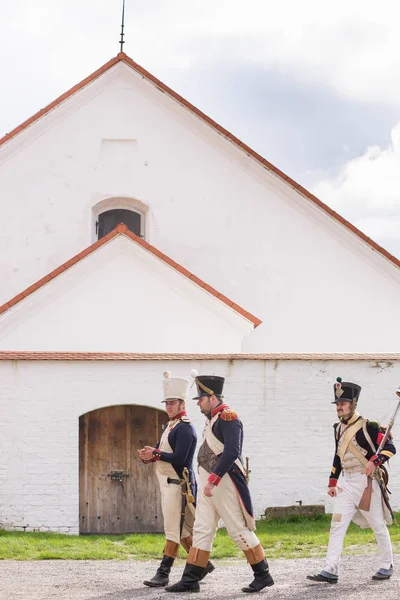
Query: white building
0 52 399 533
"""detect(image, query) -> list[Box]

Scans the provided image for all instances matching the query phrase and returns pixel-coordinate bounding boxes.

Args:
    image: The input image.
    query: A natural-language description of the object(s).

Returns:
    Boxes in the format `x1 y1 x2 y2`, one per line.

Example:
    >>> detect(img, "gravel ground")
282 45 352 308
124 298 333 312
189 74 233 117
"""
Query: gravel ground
0 555 398 600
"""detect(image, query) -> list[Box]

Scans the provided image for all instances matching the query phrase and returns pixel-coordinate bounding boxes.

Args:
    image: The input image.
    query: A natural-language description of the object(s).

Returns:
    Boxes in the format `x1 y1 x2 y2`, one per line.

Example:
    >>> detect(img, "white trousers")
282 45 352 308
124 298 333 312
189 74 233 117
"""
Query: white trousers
157 473 194 544
324 472 393 576
192 466 260 552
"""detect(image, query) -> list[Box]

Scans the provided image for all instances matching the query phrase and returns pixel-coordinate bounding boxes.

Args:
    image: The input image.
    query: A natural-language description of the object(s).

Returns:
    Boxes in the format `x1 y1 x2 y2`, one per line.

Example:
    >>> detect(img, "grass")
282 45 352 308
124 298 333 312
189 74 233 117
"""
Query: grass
1 514 400 561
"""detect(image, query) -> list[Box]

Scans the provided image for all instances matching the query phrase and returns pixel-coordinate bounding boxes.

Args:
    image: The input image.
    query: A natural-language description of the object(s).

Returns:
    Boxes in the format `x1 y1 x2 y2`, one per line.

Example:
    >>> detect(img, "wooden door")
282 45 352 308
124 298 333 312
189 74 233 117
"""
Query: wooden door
79 404 169 534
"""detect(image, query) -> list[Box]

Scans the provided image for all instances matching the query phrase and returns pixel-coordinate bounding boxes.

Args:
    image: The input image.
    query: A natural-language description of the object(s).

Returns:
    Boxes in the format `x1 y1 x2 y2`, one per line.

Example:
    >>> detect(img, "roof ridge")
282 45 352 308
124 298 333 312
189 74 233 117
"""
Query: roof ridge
0 224 261 327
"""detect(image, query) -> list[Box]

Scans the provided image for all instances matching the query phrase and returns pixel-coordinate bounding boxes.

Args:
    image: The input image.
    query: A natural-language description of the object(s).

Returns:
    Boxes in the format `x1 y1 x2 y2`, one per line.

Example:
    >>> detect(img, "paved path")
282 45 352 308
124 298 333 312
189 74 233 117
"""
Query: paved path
0 555 398 600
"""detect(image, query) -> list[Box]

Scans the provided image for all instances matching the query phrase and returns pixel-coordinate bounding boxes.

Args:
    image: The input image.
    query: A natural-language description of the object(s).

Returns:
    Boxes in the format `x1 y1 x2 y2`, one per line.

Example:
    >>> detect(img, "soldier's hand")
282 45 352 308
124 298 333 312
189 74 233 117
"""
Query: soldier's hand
139 446 155 460
327 487 337 497
204 482 216 497
364 461 376 478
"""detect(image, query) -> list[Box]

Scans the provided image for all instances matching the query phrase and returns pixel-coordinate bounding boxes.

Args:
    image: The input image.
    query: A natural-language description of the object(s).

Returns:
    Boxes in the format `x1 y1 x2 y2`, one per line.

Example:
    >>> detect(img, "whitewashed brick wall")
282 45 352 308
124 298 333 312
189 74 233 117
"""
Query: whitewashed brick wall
0 358 399 533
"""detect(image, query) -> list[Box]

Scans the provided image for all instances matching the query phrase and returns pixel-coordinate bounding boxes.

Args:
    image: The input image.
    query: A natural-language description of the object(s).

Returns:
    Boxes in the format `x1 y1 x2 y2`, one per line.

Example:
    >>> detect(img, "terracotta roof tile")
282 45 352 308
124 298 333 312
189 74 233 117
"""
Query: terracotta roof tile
0 52 398 270
77 247 93 260
174 264 193 278
216 293 234 307
146 246 165 260
189 274 206 288
0 224 261 327
63 257 79 270
22 283 39 297
35 274 53 287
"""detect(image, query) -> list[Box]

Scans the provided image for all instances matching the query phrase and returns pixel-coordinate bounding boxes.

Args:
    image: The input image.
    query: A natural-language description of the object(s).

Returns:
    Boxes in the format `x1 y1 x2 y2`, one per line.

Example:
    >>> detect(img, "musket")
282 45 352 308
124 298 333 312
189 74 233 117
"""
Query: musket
375 386 400 456
373 387 400 525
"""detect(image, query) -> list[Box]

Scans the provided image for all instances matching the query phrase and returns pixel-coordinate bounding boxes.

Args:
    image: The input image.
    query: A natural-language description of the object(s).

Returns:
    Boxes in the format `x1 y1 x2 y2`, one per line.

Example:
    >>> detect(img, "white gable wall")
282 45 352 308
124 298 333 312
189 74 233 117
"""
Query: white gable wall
0 357 399 533
0 62 399 352
0 235 252 352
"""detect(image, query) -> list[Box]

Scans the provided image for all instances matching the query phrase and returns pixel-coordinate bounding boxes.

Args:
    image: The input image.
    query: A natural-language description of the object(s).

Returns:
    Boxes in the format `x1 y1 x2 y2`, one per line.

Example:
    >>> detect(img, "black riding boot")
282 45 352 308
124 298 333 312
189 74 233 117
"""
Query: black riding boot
143 555 174 587
199 561 215 581
165 562 204 593
242 559 275 593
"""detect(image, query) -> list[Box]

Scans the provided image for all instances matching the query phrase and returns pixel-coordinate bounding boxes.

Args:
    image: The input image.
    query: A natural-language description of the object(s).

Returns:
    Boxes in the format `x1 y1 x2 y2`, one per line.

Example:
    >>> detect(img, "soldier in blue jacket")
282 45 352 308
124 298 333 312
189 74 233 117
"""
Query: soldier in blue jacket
166 373 274 594
139 371 214 587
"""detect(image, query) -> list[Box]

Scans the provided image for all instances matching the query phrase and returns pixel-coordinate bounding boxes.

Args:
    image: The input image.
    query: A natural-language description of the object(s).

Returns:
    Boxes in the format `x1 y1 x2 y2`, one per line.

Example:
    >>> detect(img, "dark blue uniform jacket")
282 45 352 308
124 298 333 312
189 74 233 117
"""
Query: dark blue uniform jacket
209 404 254 519
153 416 197 500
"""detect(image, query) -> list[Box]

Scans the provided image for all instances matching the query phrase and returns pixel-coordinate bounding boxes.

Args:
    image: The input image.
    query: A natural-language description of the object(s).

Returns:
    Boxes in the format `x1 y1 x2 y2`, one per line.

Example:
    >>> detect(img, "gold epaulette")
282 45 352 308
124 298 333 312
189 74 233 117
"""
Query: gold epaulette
220 408 238 421
180 416 191 423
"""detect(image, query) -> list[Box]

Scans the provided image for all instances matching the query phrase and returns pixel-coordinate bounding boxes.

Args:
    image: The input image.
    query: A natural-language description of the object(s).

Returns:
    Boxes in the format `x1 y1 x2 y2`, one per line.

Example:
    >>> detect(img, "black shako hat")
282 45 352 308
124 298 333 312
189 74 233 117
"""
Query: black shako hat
332 376 361 404
193 375 225 399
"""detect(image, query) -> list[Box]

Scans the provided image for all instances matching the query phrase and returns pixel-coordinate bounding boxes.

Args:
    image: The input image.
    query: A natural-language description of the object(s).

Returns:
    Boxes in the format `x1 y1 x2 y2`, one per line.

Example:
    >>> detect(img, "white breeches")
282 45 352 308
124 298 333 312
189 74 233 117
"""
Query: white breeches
157 473 194 543
324 472 393 575
192 466 260 552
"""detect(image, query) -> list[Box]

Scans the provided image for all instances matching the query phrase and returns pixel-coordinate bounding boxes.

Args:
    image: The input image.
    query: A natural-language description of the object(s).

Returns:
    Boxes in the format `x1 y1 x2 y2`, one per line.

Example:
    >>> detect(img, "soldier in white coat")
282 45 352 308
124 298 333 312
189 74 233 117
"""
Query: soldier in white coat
138 371 214 587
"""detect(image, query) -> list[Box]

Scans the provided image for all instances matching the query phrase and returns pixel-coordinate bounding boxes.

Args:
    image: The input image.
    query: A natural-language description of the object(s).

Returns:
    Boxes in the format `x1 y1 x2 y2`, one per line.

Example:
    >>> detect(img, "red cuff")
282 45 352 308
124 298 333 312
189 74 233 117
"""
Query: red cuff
371 455 383 466
152 450 161 461
329 478 338 487
208 473 222 486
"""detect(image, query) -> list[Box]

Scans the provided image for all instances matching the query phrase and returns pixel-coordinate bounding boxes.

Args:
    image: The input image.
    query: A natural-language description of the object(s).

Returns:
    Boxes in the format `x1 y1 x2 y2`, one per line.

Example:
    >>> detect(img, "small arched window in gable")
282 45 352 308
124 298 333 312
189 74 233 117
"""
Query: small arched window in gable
96 209 141 240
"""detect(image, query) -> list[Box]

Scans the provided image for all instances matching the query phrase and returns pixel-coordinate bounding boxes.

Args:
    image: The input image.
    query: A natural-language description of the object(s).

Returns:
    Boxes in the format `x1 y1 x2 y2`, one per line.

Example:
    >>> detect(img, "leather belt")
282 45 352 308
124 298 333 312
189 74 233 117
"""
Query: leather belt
167 478 181 485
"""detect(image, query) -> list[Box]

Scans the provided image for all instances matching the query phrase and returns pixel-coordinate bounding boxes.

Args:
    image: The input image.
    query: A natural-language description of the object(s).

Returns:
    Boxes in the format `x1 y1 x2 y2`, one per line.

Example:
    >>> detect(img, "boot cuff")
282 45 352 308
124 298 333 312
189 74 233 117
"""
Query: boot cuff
187 546 210 568
244 544 265 565
164 540 180 558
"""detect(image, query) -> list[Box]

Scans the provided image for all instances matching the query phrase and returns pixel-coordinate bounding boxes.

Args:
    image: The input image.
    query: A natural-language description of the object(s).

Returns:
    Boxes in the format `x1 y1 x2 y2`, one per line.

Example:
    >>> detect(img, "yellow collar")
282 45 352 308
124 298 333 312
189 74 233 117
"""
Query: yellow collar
342 411 360 426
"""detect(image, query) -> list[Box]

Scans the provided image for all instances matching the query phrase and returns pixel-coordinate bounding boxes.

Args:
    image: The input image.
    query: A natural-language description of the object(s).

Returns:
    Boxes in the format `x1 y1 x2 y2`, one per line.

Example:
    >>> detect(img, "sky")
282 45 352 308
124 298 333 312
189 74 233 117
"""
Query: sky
1 0 400 259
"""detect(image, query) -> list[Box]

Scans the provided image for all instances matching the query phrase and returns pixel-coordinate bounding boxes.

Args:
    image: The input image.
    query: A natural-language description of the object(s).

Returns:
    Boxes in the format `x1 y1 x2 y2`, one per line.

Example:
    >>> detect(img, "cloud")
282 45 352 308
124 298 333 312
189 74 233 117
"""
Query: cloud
165 61 399 180
3 0 400 114
312 122 400 258
130 0 400 107
1 2 400 134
